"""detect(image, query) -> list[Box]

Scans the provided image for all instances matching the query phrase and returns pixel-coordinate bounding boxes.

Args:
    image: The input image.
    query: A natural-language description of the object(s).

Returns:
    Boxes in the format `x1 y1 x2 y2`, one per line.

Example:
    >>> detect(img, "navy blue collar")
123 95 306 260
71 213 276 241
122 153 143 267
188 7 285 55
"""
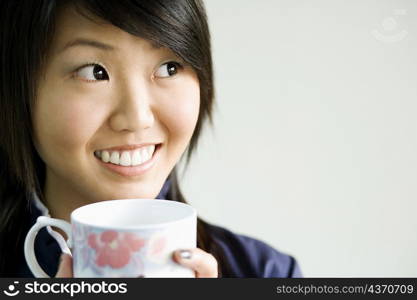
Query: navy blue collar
156 178 171 200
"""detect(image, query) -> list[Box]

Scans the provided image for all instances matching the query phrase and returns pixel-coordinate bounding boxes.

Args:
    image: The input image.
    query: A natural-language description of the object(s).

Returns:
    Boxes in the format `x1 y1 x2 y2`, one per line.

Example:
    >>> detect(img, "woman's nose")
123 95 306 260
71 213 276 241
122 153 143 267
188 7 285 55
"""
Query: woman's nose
109 82 155 132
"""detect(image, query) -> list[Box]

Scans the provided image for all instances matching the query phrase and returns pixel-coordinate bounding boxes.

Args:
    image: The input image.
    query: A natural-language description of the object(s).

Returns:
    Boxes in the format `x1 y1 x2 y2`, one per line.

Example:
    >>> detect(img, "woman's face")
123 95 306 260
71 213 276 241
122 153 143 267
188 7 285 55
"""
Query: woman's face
33 5 200 205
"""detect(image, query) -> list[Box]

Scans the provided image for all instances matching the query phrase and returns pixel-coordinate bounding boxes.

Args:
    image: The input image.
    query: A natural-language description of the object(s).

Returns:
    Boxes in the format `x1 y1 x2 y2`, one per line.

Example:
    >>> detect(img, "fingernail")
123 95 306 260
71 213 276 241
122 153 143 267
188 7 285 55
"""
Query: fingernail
178 249 192 259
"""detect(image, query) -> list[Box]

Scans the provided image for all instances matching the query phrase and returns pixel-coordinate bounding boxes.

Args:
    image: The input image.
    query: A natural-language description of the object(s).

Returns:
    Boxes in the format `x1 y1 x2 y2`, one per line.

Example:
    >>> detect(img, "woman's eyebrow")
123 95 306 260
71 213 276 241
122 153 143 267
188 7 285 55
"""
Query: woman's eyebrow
58 38 116 55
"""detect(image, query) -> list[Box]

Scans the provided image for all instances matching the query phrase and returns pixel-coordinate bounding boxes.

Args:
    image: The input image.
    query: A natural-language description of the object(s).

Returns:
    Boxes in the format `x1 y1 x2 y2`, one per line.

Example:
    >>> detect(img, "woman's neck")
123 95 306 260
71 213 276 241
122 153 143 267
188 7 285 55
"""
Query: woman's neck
43 170 91 239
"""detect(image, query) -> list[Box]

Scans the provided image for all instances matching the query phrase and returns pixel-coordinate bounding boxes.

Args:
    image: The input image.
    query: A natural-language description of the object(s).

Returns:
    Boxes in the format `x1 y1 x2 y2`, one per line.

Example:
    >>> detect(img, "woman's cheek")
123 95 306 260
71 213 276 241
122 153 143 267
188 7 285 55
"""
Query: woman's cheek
163 80 200 140
36 94 102 159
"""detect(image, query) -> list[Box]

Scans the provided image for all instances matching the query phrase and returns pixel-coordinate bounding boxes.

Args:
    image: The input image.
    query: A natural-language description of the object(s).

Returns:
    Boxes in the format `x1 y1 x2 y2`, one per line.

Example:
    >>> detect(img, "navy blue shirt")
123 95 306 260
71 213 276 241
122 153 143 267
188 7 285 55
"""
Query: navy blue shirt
208 223 302 278
15 180 302 278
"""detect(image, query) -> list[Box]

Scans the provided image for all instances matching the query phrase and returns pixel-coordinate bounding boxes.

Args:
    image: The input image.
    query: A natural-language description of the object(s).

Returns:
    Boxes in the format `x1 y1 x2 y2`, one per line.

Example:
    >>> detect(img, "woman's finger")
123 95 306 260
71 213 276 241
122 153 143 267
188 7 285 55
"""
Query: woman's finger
173 248 218 278
55 253 73 278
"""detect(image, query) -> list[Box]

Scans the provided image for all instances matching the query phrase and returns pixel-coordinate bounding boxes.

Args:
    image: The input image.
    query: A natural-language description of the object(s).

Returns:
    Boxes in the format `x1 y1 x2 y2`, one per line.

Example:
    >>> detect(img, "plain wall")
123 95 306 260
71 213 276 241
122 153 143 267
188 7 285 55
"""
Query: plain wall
178 0 417 277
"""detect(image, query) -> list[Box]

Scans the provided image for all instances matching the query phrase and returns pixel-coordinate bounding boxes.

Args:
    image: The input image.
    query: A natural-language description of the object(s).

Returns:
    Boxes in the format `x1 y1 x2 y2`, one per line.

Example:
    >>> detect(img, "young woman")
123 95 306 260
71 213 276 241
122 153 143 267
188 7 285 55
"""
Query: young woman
0 0 302 278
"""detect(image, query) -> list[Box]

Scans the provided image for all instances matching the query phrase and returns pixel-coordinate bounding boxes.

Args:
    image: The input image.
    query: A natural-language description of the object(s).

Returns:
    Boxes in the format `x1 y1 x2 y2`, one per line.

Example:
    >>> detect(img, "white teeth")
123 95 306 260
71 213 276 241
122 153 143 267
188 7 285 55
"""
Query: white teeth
119 151 131 166
140 148 150 162
96 145 157 167
148 145 155 156
102 151 110 163
110 151 120 164
131 150 142 165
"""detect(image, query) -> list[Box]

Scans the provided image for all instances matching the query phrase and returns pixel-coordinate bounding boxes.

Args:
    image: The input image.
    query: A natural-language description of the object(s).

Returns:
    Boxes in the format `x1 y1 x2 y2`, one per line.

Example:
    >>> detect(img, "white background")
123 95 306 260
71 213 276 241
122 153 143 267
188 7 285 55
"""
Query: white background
178 0 417 277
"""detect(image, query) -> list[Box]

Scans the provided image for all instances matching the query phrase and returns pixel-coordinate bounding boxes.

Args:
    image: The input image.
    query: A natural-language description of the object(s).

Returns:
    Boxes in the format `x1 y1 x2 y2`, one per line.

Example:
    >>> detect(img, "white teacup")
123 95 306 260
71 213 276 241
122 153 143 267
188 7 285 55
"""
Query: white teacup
24 199 197 278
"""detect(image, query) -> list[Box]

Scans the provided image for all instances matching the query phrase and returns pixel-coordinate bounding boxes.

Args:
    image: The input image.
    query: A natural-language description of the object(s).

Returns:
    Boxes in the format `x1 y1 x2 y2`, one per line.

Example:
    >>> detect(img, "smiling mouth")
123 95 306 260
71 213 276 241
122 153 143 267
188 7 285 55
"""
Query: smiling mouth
93 143 161 167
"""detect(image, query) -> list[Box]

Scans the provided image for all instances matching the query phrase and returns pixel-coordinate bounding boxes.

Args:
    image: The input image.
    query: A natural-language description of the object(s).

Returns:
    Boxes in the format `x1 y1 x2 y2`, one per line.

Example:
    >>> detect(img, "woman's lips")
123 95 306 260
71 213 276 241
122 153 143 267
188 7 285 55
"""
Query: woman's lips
95 144 160 177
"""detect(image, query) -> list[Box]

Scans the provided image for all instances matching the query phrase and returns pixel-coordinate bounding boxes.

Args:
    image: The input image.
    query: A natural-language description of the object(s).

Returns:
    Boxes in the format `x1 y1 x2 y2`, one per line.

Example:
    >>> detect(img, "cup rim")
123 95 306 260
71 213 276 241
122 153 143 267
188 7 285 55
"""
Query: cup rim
70 198 197 230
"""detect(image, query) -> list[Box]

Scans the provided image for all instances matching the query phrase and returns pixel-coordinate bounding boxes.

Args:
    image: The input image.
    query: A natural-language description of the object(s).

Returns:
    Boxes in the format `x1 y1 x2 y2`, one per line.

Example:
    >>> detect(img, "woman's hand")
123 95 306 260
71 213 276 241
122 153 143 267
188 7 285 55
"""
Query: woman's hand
56 248 218 278
172 248 218 278
56 253 73 277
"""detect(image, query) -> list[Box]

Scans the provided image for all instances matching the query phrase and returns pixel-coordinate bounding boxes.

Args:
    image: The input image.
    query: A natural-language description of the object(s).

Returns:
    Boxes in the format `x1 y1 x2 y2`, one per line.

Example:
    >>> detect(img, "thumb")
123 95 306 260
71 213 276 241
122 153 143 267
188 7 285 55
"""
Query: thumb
55 253 73 278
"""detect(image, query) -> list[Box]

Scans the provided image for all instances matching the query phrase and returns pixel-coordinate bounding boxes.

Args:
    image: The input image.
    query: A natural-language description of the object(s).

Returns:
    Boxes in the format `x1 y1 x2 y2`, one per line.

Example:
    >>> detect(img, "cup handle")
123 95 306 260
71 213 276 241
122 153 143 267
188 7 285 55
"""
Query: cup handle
24 216 72 278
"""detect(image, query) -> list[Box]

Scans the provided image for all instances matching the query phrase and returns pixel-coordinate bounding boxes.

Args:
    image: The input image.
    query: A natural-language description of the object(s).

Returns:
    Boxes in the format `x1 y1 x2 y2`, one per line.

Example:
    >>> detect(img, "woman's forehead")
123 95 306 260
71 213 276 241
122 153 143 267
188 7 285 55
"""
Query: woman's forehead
50 4 163 58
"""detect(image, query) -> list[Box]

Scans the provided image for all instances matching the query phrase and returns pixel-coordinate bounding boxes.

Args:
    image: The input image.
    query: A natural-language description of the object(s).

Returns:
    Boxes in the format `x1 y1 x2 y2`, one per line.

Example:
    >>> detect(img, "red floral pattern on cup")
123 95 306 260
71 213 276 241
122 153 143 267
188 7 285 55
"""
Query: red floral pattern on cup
146 231 168 264
88 231 145 269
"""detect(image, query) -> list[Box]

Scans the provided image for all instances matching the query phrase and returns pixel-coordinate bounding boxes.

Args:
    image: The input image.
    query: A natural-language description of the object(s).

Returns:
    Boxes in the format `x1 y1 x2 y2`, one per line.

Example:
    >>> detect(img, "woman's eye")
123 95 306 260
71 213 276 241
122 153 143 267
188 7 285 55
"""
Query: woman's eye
155 62 183 78
75 64 109 82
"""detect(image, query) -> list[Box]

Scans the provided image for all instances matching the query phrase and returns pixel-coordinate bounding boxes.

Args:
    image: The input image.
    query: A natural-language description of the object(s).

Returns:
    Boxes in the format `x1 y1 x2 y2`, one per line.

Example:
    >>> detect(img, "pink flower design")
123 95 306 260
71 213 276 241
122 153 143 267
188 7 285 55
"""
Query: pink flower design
146 231 168 264
149 235 166 256
88 231 145 269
